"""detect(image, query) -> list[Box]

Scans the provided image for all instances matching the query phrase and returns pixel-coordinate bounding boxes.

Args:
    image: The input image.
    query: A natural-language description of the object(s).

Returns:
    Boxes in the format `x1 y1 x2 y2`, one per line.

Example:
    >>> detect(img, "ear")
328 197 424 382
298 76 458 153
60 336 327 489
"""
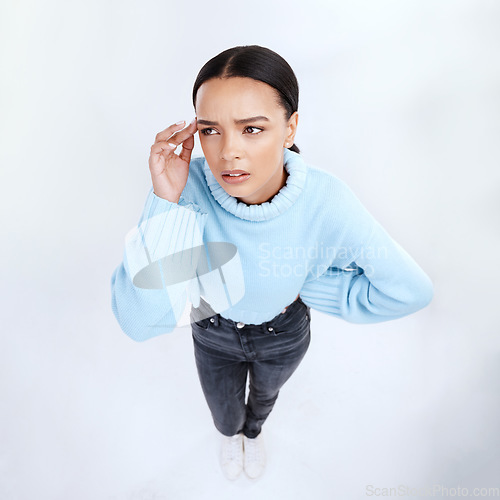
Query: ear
283 111 299 148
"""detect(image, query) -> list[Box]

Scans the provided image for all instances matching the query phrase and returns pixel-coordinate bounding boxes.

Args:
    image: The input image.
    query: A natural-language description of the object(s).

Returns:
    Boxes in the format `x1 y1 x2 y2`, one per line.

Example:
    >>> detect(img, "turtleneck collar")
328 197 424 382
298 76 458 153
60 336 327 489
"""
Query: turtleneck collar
202 148 308 222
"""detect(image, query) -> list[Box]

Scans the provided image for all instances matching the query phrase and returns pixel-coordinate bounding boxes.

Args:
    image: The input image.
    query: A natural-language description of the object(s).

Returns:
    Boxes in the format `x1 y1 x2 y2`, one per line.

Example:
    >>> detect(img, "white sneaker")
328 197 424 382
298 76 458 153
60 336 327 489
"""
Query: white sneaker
219 432 244 480
243 432 266 479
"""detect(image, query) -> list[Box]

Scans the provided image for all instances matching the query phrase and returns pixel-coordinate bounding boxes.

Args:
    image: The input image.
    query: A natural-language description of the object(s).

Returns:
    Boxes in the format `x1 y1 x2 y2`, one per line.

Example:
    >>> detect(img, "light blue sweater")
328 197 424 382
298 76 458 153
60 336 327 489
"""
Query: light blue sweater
111 149 433 342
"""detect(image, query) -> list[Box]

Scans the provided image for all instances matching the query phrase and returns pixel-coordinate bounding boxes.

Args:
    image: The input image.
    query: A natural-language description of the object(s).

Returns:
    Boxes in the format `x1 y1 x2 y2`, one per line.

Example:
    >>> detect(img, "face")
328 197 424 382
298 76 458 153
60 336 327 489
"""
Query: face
194 77 298 205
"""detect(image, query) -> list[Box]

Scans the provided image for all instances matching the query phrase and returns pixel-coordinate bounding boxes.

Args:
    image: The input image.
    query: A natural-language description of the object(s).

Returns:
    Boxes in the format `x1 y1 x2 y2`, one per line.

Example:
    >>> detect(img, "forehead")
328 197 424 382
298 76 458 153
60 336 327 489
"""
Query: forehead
195 77 282 115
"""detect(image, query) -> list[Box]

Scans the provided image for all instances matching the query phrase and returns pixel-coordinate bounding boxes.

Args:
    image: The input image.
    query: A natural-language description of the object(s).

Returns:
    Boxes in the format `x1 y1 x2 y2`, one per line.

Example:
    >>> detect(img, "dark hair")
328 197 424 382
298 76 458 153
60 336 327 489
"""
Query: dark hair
192 45 300 154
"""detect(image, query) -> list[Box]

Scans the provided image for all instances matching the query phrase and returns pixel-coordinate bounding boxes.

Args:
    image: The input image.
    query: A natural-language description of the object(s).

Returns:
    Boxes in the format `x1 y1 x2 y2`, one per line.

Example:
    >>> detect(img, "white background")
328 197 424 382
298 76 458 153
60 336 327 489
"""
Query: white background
1 0 499 498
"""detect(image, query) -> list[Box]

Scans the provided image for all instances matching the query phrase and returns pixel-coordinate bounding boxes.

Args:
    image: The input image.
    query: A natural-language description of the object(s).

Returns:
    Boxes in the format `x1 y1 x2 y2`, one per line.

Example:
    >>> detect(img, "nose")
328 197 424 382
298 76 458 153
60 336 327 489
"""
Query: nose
220 133 243 161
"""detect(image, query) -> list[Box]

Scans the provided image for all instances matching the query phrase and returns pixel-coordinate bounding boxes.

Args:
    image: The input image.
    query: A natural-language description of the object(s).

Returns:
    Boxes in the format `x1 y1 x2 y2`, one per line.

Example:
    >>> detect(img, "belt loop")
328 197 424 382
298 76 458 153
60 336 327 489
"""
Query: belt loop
213 314 220 327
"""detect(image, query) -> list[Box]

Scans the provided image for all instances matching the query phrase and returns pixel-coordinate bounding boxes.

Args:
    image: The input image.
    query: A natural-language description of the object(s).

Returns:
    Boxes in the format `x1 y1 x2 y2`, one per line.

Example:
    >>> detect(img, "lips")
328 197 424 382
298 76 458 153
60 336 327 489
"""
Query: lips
221 170 251 185
221 169 250 176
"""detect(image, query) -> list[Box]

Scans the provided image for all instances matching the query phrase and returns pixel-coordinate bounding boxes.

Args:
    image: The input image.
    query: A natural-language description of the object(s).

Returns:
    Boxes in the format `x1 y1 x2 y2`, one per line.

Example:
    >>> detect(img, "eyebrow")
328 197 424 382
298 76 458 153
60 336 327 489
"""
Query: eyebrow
196 116 270 126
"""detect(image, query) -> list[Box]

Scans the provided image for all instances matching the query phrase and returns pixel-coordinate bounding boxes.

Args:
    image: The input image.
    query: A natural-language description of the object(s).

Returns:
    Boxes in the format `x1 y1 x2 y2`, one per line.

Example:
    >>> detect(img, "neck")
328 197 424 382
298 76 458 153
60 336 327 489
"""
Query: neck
236 161 289 206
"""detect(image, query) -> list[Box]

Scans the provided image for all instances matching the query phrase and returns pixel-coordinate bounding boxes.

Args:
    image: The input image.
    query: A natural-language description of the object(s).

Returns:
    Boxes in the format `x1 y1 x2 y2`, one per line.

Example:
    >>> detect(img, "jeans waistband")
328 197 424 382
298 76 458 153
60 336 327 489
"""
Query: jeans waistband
191 295 303 334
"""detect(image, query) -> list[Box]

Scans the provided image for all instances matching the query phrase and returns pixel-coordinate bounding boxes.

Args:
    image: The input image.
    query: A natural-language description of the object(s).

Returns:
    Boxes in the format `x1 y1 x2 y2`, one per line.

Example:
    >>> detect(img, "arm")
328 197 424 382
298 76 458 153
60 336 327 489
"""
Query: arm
110 187 208 341
299 182 434 324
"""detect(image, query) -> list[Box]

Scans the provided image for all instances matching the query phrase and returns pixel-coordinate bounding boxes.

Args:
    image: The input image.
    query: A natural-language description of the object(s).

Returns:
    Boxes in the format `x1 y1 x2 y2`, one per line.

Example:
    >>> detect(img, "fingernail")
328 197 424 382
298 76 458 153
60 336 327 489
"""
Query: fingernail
167 143 177 148
175 120 185 125
190 117 196 124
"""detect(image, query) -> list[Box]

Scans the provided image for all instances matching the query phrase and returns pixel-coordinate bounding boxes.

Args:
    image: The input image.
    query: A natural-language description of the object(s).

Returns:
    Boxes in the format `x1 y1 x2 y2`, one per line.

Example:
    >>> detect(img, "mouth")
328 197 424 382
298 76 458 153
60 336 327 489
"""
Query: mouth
221 170 251 185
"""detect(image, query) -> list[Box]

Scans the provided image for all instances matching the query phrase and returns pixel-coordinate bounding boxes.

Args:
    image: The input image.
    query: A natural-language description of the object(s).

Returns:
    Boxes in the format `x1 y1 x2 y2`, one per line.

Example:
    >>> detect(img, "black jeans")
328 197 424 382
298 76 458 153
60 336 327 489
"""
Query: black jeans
190 296 311 438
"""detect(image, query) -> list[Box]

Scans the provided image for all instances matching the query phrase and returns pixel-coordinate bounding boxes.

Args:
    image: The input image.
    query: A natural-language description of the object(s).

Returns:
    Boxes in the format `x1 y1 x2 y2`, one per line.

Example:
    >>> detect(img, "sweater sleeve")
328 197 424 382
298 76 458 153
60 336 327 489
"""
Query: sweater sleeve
110 187 209 341
299 181 434 323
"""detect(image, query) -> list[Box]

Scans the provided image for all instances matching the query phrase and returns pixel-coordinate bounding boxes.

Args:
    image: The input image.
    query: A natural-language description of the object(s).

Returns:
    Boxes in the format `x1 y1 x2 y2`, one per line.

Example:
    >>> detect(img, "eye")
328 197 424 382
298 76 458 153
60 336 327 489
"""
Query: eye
244 126 263 134
200 127 217 136
200 126 263 136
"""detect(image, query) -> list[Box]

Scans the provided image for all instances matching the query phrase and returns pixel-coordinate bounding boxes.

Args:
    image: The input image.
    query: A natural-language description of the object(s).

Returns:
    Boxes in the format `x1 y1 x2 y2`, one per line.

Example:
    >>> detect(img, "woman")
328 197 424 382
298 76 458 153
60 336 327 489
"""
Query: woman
110 45 434 481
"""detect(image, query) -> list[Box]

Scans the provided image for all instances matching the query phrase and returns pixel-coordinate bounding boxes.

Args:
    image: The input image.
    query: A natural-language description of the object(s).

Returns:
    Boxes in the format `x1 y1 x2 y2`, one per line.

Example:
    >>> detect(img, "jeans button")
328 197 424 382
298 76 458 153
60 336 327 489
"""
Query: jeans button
237 322 245 328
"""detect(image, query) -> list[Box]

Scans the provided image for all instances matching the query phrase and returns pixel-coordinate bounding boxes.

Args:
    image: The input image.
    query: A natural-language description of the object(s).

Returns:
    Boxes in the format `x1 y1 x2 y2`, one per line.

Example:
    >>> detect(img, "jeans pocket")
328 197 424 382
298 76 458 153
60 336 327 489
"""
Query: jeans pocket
190 311 213 330
193 319 211 330
269 302 309 336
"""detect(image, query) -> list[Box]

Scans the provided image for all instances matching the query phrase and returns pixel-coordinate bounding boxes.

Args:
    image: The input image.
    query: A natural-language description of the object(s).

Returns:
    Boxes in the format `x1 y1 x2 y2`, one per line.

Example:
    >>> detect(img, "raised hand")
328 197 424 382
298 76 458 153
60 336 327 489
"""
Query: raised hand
148 118 198 203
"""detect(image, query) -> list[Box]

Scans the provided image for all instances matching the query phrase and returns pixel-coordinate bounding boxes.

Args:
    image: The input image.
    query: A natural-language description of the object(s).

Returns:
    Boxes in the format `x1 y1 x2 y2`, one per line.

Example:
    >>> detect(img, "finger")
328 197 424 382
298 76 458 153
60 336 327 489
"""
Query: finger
151 141 177 156
165 118 197 146
178 134 194 163
154 120 187 143
151 141 176 152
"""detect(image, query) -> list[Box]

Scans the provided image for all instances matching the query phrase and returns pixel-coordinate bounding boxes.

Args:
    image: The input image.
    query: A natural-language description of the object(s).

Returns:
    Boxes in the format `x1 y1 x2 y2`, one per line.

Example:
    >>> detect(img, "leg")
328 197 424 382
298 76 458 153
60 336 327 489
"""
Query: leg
243 345 310 438
192 327 249 437
243 300 311 438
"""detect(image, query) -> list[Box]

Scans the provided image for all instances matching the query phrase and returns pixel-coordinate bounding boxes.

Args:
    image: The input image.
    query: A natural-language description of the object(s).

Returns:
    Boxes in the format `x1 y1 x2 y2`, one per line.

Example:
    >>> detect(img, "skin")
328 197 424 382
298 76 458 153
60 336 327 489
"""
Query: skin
148 76 300 304
194 77 299 205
